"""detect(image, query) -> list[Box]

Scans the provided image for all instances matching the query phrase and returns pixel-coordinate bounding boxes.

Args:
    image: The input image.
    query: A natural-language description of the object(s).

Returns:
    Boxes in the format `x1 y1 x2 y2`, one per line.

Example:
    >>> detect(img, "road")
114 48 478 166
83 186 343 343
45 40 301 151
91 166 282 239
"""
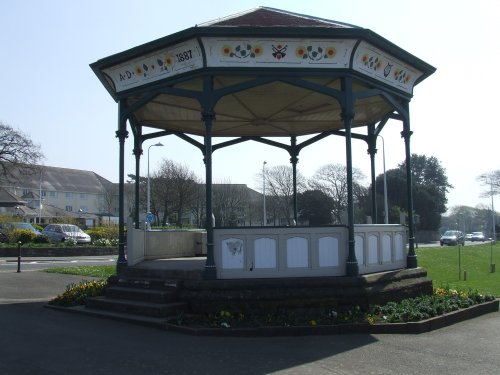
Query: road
0 255 117 273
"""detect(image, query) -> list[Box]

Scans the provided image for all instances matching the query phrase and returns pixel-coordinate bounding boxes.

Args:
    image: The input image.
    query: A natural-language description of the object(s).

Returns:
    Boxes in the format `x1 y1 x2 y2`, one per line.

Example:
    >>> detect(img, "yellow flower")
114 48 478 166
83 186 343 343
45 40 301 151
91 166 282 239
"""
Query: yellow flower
221 45 233 57
252 45 263 57
325 47 336 58
295 46 307 58
309 320 317 326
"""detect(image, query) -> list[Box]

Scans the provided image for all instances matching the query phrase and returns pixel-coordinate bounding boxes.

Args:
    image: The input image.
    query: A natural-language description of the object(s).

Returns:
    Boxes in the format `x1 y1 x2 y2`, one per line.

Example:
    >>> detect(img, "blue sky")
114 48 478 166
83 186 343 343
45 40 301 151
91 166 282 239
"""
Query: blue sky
1 0 498 211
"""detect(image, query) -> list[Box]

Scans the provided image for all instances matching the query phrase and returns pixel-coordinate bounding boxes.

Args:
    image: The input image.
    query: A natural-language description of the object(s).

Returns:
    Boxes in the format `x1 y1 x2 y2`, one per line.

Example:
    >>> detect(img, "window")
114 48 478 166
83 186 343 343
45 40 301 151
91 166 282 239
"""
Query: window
80 193 88 200
65 192 73 199
41 190 46 197
65 205 73 212
23 189 31 196
49 191 57 198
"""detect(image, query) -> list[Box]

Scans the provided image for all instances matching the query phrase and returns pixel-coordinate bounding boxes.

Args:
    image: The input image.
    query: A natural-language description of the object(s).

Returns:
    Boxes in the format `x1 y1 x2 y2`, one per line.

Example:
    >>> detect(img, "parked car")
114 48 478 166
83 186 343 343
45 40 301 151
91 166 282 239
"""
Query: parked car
465 233 473 240
0 222 42 242
470 231 486 242
42 224 91 244
440 230 465 246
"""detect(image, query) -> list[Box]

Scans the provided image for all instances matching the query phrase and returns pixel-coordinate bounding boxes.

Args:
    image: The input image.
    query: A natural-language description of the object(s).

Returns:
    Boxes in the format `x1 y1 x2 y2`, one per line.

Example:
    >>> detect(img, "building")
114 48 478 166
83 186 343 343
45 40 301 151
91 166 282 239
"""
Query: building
0 165 119 226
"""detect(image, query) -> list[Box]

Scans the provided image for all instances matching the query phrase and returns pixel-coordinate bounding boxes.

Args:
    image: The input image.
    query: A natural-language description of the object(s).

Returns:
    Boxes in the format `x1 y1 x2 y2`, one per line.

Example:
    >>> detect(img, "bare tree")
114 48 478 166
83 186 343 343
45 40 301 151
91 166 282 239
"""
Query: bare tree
309 163 365 224
152 159 199 227
0 122 44 176
265 165 306 225
213 181 249 227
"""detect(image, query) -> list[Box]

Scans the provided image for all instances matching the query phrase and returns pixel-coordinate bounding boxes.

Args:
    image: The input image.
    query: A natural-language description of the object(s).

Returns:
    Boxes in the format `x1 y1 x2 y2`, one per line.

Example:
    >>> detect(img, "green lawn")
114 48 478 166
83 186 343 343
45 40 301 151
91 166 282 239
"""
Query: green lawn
44 265 116 279
417 242 500 297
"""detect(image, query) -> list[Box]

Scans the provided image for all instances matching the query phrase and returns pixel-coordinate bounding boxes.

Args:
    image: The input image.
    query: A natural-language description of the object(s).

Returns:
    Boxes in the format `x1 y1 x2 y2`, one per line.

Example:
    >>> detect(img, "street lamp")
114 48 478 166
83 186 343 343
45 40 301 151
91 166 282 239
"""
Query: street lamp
378 135 389 224
147 142 164 215
263 161 267 226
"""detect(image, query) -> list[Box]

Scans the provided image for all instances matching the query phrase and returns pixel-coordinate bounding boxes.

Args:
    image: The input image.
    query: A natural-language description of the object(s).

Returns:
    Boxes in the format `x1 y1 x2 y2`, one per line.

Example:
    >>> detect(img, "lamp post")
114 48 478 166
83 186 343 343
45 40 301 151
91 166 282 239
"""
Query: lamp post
378 135 389 224
263 161 267 226
147 142 164 216
491 181 496 244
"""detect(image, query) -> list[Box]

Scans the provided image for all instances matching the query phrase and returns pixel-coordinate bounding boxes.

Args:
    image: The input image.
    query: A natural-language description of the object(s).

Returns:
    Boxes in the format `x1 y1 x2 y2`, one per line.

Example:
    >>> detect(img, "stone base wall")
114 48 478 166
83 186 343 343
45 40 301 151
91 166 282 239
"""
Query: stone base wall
179 268 433 314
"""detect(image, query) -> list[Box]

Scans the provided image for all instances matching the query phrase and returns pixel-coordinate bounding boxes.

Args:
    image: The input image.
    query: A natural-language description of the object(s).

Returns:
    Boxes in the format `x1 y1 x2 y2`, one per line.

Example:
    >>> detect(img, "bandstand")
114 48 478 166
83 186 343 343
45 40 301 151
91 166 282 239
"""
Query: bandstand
91 7 436 311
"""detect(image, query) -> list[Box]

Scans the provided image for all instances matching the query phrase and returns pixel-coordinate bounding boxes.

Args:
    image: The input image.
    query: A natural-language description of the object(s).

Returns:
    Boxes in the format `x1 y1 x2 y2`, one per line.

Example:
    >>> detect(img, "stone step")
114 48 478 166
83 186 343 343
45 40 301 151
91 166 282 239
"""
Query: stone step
73 306 168 329
105 286 178 304
87 297 187 318
123 266 203 280
108 275 181 290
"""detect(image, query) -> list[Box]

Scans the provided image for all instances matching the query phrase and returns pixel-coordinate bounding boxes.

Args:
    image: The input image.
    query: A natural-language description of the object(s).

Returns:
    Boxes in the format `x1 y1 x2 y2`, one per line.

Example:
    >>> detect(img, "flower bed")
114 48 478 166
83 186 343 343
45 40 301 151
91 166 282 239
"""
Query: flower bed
166 287 498 335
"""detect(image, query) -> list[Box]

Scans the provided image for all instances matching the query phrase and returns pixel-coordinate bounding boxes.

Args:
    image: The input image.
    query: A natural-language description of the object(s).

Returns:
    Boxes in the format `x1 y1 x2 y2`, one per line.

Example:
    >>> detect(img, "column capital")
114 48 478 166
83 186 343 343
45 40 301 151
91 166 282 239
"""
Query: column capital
367 145 377 156
201 111 216 122
400 129 413 140
115 129 129 141
133 147 143 156
341 110 355 122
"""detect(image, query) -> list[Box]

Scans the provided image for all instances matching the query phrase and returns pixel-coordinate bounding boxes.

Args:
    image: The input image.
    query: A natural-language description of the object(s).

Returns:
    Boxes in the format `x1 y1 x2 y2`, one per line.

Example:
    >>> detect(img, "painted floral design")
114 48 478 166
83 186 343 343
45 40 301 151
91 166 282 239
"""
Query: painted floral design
296 45 336 61
394 68 411 83
362 53 382 71
221 44 263 58
156 54 174 72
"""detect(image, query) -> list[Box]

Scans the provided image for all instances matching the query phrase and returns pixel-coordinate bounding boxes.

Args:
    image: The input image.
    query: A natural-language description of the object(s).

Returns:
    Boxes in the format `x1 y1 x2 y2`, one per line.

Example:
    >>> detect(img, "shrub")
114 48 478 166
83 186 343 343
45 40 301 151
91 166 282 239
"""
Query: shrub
34 234 50 244
11 229 36 244
64 238 77 246
49 279 107 307
86 226 118 242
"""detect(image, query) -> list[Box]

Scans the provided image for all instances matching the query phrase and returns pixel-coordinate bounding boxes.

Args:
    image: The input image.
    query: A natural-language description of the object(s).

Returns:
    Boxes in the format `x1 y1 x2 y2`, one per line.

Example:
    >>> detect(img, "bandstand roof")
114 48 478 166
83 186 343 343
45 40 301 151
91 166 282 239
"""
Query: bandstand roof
91 7 435 137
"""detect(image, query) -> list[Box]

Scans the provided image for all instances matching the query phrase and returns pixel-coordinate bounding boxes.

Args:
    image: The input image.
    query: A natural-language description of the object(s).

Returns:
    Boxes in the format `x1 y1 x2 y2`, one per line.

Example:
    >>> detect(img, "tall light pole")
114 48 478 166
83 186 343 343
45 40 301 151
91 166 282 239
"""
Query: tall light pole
378 135 389 224
147 142 163 215
263 161 267 226
491 181 496 244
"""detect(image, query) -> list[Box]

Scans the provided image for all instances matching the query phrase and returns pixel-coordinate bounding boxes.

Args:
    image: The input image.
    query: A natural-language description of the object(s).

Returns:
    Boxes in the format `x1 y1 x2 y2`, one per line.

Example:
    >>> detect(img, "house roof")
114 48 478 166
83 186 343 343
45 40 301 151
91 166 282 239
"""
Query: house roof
0 165 113 194
0 187 26 207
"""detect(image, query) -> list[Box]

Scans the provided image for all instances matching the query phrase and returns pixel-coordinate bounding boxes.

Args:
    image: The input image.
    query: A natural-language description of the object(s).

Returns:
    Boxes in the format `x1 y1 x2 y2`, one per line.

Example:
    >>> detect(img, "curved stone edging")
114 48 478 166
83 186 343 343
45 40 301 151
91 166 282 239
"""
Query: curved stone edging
164 299 499 336
0 246 118 257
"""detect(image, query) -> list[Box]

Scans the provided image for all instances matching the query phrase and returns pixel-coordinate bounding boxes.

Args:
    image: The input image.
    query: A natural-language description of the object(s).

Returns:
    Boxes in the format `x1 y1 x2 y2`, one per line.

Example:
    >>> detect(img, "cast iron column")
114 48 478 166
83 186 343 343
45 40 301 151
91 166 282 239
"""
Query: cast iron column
133 131 143 229
290 136 299 224
203 110 217 279
367 124 377 223
401 111 417 268
342 78 359 277
116 100 129 275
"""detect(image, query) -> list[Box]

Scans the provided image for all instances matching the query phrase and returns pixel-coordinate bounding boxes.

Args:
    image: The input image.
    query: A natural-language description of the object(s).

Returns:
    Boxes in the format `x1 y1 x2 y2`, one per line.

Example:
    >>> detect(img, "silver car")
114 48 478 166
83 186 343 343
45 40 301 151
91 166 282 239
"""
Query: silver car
42 224 91 244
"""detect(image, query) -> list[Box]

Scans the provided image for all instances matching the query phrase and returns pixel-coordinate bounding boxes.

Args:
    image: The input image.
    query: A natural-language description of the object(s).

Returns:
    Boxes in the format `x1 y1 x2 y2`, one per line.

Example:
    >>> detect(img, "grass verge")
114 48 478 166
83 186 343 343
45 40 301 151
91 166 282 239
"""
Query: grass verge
417 242 500 296
44 265 116 279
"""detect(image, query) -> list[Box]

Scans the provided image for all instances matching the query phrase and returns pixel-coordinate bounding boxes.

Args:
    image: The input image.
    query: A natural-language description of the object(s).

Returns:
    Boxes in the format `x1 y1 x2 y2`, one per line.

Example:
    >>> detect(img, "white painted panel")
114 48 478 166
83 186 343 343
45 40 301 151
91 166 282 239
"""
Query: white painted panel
395 233 404 261
254 237 277 269
355 235 364 265
221 238 244 269
318 236 339 267
368 235 378 264
382 234 392 262
286 237 308 268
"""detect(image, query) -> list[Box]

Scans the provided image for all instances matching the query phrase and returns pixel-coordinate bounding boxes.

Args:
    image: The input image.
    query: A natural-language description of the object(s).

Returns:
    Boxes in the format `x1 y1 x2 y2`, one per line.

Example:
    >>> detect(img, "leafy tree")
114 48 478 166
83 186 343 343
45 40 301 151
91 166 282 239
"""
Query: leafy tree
298 189 334 225
377 154 451 231
0 122 44 176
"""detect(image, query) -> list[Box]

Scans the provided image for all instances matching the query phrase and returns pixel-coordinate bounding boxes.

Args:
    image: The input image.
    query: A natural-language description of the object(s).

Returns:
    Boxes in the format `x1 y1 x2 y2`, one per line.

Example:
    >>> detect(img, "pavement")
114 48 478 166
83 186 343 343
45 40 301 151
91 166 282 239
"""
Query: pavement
0 269 499 374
